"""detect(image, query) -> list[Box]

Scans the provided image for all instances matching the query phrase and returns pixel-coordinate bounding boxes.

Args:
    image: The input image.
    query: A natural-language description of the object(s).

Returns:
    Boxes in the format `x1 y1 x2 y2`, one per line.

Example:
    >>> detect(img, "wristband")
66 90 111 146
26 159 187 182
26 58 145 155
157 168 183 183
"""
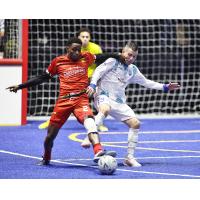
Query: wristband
89 83 96 90
163 84 169 92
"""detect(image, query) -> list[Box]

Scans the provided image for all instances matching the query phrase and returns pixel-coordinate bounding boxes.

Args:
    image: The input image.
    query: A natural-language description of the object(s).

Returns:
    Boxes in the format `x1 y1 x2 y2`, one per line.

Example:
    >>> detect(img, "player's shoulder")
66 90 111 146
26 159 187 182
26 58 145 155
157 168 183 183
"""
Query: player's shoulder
103 57 119 67
54 55 68 61
129 64 139 74
81 51 93 57
81 52 95 63
88 42 102 54
89 41 101 48
50 55 69 65
59 54 69 59
129 64 138 69
106 57 118 63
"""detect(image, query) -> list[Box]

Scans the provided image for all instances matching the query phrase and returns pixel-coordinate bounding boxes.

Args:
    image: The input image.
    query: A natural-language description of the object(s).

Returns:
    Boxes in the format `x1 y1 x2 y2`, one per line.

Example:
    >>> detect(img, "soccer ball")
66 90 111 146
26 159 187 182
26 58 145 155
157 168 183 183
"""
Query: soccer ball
98 155 117 175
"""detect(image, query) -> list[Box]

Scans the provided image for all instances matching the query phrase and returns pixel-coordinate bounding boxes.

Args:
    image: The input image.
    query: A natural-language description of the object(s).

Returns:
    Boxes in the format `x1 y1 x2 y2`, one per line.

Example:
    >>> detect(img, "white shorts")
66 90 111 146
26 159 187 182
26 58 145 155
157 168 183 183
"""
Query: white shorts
94 95 136 122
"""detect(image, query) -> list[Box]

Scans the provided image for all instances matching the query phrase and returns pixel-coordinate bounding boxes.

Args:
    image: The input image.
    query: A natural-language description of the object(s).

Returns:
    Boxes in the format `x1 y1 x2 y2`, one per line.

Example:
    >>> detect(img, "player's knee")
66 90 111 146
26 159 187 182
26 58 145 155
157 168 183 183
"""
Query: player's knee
130 118 140 129
134 119 140 129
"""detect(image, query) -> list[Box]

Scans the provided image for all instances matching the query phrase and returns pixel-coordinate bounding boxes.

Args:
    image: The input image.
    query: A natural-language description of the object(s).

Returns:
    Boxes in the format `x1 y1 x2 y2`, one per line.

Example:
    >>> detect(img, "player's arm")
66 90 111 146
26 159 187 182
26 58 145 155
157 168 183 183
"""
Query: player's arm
132 67 180 92
86 58 116 96
6 71 52 93
82 52 123 66
95 53 123 65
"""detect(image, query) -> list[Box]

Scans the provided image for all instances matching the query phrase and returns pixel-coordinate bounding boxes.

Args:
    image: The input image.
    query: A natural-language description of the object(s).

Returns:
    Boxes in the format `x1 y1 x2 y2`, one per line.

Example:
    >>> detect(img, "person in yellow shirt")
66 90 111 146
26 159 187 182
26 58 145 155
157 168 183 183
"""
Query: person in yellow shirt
38 27 109 132
78 27 102 79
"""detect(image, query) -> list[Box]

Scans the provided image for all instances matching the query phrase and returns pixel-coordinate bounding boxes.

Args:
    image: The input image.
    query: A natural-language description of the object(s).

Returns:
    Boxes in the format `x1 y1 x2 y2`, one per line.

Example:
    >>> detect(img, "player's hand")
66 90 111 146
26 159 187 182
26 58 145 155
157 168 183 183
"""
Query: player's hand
6 85 19 93
86 84 96 97
167 82 181 91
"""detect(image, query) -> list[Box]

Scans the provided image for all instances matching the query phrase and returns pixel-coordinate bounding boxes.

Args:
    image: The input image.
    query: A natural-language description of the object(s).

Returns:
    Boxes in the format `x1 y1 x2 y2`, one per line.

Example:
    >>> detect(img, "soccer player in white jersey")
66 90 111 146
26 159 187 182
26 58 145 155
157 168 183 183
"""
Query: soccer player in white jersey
85 41 180 167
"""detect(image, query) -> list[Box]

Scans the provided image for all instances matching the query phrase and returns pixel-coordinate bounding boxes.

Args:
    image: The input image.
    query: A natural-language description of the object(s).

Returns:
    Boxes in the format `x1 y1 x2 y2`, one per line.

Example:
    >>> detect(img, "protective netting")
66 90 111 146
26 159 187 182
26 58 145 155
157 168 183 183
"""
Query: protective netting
0 19 21 58
28 19 200 116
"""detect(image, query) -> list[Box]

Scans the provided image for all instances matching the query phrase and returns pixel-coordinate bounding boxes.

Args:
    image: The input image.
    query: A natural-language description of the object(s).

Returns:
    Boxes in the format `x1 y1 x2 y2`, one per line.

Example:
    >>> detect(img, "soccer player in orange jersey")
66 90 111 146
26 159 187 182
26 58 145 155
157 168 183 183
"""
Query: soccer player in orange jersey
6 37 116 165
39 27 109 132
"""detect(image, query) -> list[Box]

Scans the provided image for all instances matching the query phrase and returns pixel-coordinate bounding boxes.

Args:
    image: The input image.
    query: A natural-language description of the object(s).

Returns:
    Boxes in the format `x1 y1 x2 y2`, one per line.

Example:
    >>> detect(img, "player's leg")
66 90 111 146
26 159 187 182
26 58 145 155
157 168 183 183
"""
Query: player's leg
38 124 60 165
95 104 110 127
83 116 103 154
111 102 141 167
83 116 116 162
38 99 72 165
123 117 141 167
81 95 111 148
95 95 110 131
89 93 109 132
74 95 116 162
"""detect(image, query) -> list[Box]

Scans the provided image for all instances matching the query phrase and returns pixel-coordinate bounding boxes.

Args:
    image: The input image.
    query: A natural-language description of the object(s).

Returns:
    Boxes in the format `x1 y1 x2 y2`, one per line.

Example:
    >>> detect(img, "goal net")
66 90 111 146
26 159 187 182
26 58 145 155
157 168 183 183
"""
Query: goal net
28 19 200 116
0 19 21 59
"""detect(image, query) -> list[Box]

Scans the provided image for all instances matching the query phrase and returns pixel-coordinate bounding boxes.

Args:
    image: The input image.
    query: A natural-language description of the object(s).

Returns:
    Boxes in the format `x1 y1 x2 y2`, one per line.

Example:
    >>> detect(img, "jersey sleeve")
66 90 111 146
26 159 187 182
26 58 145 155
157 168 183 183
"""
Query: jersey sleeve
81 52 95 66
131 66 164 90
47 57 58 77
91 58 117 85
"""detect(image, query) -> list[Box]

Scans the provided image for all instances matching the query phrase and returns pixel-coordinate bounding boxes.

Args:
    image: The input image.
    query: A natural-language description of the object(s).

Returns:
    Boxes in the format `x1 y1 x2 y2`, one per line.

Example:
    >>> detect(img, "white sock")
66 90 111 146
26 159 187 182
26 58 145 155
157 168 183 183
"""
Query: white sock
83 118 98 134
95 112 105 126
127 128 139 159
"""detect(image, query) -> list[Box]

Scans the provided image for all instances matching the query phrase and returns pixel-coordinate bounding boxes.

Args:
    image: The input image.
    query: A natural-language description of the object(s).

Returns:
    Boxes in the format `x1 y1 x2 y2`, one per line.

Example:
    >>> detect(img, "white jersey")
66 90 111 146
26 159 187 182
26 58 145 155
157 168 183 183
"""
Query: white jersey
91 58 164 103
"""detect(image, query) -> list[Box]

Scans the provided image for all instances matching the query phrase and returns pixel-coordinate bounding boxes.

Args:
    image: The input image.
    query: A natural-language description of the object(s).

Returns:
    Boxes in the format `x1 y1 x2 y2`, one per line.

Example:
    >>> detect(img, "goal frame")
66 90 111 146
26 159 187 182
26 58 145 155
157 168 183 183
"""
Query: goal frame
0 19 28 125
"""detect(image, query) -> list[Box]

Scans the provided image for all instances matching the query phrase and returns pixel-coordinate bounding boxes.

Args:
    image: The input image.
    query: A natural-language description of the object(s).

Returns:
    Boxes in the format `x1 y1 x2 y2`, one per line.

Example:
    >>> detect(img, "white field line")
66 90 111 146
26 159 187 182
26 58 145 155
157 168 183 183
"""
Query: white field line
103 140 200 144
1 149 200 178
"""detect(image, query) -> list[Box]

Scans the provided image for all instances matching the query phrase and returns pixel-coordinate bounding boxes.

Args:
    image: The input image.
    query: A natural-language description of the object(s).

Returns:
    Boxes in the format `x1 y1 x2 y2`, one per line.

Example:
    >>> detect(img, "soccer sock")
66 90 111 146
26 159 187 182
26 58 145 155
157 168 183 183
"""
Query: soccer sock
84 117 98 133
95 112 106 126
93 143 103 154
43 149 51 161
127 128 139 158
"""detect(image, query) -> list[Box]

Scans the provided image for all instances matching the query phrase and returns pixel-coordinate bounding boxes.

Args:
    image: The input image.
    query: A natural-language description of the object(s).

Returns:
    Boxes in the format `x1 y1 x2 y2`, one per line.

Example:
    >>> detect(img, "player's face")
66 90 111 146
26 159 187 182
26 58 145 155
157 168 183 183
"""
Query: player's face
122 47 138 65
78 32 91 47
67 43 82 61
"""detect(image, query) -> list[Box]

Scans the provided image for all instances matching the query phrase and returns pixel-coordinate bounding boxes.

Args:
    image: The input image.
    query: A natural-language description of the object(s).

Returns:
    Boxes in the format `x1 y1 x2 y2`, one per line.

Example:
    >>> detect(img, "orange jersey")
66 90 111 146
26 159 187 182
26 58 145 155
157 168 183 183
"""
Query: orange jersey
47 52 95 96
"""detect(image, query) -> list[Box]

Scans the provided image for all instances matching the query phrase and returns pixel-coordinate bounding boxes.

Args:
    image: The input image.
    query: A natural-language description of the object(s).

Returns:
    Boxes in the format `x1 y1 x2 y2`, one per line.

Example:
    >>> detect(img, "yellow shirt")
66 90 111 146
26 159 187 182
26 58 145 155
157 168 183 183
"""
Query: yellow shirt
81 42 102 78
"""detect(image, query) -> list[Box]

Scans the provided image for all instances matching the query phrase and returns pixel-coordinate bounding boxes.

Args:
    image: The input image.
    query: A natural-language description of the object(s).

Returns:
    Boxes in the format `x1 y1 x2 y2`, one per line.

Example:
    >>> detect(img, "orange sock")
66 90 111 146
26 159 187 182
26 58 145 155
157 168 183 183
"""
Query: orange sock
93 143 103 154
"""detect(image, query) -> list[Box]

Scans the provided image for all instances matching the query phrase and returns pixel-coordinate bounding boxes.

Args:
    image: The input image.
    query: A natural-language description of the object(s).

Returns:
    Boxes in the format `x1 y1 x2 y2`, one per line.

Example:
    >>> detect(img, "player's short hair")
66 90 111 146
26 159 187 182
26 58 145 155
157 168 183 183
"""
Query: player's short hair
77 27 92 37
124 41 138 51
66 37 82 47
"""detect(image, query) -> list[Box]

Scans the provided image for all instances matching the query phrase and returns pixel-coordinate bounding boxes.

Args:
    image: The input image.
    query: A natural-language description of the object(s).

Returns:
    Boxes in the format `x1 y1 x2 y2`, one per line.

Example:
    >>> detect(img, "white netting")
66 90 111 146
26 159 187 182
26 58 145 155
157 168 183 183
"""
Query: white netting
28 19 200 116
0 19 21 58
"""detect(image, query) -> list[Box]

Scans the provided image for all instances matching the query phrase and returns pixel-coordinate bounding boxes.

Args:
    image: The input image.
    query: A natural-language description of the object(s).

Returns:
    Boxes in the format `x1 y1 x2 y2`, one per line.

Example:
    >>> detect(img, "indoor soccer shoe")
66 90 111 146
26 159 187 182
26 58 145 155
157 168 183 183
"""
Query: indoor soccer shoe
93 150 106 163
124 157 141 167
81 136 91 148
37 159 50 166
38 120 50 129
93 150 117 163
104 150 117 158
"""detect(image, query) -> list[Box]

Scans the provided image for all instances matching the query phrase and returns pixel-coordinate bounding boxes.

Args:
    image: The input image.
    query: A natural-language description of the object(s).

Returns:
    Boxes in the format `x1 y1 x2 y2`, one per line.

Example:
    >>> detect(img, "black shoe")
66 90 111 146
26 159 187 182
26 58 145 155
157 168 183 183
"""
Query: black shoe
93 150 106 163
104 150 117 158
93 150 117 163
37 159 50 166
